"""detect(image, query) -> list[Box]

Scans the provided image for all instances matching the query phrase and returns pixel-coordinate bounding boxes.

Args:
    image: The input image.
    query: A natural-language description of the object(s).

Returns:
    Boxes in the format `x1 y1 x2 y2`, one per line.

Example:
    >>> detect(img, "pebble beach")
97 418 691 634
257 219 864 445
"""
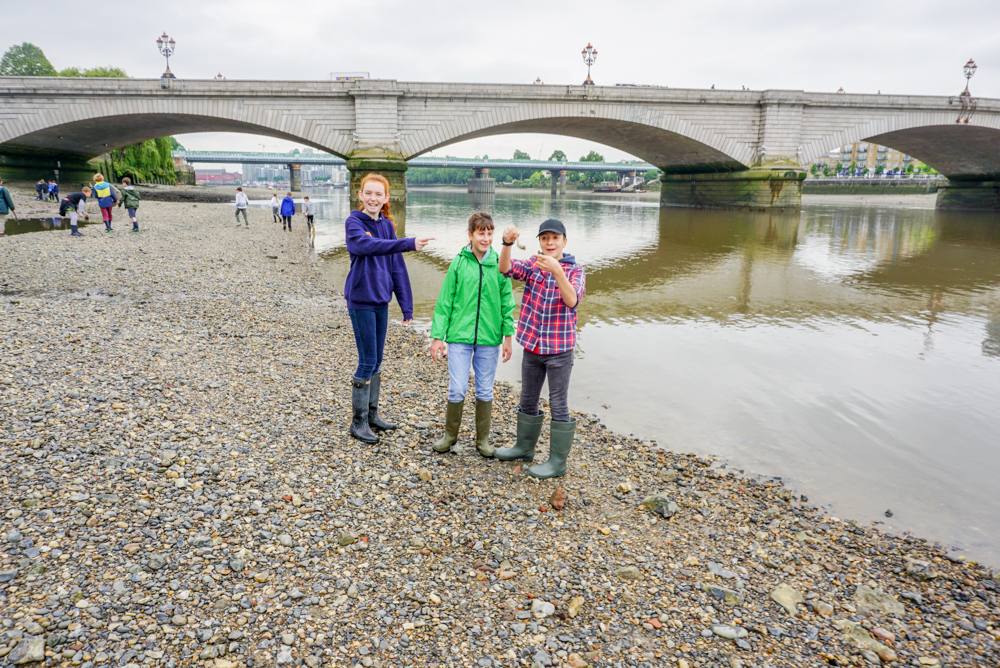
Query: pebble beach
1 183 998 668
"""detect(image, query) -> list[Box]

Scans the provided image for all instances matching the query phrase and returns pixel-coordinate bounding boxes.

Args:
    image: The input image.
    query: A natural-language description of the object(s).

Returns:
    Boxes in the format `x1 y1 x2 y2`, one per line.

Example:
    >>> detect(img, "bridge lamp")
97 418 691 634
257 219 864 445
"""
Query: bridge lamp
157 33 176 79
962 58 977 94
581 43 597 85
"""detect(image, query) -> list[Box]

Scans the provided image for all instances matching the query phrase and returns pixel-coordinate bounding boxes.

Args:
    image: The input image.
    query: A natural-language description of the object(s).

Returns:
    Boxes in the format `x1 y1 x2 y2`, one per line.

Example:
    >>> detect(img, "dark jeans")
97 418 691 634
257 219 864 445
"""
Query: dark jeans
348 306 389 379
282 215 292 229
520 349 574 422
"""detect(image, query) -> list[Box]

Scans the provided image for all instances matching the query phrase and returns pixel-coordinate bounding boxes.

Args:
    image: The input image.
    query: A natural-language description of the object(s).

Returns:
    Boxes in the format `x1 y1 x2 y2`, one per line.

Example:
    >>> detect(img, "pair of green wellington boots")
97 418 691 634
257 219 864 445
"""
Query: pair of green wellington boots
495 411 577 479
433 399 496 457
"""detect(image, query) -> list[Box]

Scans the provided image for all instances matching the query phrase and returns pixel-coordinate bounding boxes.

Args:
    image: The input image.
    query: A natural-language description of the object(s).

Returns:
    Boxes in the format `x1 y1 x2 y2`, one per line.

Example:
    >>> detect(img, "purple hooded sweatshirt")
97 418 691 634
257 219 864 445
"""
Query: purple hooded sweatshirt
344 209 417 319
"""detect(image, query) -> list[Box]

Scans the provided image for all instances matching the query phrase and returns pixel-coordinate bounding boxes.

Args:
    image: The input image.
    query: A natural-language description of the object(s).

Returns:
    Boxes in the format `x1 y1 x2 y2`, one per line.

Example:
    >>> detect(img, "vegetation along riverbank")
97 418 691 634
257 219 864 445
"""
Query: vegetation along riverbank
1 186 997 668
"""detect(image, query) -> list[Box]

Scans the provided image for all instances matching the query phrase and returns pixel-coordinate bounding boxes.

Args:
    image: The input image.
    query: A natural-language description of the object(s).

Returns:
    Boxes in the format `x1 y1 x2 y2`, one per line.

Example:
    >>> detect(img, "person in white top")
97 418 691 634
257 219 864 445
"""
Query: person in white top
270 194 280 223
235 187 249 227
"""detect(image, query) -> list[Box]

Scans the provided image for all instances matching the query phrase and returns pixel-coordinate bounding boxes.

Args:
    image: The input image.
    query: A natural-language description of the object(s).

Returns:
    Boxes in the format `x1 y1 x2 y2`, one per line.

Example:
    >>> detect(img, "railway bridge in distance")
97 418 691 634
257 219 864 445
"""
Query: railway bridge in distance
2 77 1000 217
173 151 658 194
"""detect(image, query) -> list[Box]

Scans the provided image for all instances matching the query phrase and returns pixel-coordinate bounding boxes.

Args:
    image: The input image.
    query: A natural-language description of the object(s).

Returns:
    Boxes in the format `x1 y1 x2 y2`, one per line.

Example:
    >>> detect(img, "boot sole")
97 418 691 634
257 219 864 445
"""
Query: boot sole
349 430 378 444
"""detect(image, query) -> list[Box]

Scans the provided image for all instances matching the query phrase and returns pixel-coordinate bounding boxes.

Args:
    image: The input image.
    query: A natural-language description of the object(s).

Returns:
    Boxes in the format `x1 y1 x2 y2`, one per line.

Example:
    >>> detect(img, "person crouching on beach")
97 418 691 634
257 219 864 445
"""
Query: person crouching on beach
343 173 434 443
91 174 118 232
60 186 92 237
495 219 585 479
429 211 515 457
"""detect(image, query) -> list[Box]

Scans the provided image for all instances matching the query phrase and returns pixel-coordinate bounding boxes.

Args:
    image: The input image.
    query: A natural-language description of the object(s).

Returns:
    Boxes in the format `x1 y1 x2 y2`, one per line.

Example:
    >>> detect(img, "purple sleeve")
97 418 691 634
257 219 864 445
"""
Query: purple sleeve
346 221 417 257
503 257 533 281
391 254 414 320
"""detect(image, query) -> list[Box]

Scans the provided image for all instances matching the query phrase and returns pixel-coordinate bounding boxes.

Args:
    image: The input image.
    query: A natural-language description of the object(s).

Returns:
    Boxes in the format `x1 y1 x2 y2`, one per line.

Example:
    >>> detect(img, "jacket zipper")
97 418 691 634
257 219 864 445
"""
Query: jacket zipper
473 257 484 345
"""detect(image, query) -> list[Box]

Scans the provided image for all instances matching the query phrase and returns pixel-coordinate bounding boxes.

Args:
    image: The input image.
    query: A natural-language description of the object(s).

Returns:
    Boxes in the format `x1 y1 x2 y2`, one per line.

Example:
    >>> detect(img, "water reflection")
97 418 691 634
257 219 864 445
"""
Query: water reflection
3 217 96 236
311 188 1000 564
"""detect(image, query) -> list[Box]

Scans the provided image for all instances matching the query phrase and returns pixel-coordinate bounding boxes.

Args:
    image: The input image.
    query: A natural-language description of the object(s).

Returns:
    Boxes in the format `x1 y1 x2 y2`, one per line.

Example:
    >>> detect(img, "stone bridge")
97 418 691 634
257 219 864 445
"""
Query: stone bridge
2 77 999 212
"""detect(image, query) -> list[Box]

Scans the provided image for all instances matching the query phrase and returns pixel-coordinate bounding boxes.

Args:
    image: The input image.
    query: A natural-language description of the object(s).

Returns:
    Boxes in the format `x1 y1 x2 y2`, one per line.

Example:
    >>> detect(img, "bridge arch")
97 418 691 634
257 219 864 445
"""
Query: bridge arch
0 95 355 160
398 101 757 174
800 109 1000 179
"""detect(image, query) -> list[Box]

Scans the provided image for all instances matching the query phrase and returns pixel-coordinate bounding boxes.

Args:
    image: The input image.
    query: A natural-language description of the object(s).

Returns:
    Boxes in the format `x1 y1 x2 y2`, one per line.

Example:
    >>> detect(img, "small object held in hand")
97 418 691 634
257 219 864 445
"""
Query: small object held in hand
516 239 526 250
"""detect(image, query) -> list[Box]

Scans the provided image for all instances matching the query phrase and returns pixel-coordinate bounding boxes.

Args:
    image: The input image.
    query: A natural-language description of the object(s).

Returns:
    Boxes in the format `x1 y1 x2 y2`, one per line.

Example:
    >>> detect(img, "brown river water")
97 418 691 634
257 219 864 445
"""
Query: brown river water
275 187 1000 565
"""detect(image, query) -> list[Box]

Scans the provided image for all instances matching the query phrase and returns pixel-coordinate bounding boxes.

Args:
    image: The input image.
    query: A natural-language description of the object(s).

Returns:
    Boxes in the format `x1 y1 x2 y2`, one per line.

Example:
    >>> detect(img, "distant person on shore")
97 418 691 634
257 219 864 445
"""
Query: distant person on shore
118 177 141 232
303 196 314 235
234 187 249 227
35 179 46 201
343 173 433 443
495 219 586 479
49 180 58 202
270 193 280 223
91 174 118 232
0 178 17 234
59 186 92 237
280 192 295 230
429 211 515 457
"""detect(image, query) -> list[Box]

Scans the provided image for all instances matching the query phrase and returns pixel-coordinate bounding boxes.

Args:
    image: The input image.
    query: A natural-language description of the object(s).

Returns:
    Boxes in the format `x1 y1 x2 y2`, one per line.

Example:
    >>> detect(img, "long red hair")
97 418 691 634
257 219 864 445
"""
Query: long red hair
358 173 394 223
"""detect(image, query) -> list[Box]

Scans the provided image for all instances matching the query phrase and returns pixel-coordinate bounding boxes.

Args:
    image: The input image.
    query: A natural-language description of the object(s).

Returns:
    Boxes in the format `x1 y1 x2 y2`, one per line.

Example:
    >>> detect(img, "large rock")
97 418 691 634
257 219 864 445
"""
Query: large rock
640 493 678 518
854 584 905 616
531 599 555 619
614 566 643 580
835 620 898 662
567 596 585 618
904 558 940 581
770 584 803 616
702 584 744 606
8 636 45 664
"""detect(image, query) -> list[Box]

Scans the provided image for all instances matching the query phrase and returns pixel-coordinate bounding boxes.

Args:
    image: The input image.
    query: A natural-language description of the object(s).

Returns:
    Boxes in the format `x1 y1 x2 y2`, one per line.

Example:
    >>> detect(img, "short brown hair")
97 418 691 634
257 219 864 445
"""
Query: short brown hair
122 177 131 185
468 211 494 233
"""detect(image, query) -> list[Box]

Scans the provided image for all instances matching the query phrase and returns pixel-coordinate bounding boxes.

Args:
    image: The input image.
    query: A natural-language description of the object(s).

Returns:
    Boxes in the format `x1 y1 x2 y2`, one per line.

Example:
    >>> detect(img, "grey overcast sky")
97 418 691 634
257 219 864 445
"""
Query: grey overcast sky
4 0 1000 162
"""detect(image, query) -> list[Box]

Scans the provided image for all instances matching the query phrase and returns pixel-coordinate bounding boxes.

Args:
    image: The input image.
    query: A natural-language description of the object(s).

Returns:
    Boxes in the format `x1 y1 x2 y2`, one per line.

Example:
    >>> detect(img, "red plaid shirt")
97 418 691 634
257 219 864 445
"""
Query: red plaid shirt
504 256 586 355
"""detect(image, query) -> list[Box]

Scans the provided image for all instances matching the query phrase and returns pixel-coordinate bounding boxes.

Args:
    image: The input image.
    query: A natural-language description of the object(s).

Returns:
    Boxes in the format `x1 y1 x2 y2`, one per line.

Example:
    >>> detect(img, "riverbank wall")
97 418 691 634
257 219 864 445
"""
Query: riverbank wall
1 185 997 668
803 179 939 195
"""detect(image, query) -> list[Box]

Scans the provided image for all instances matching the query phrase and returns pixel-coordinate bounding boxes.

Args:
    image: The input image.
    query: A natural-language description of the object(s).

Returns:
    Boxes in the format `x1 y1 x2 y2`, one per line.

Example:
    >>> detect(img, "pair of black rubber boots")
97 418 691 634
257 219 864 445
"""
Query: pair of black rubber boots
348 372 394 443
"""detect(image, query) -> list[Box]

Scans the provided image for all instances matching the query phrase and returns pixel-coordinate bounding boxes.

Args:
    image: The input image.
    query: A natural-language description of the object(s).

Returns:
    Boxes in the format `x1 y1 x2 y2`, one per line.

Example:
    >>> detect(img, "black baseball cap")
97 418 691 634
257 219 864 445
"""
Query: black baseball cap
537 219 566 236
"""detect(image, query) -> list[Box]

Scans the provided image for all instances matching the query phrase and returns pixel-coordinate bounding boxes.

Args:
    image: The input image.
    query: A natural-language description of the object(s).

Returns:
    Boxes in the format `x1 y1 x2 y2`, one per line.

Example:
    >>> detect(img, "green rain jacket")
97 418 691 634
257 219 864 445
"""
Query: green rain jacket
430 246 516 346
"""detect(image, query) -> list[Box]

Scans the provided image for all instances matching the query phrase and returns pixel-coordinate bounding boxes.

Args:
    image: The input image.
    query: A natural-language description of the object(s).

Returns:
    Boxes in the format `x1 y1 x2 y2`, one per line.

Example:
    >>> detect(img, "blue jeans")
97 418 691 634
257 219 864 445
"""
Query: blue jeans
348 307 388 379
447 343 500 402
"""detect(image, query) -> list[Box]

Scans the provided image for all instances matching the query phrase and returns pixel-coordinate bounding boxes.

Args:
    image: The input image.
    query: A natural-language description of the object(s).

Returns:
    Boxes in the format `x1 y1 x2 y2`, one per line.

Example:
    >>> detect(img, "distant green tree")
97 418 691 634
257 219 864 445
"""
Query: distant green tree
548 150 567 162
875 164 885 175
810 163 819 176
513 149 532 160
0 42 57 76
905 164 914 174
579 151 610 185
168 137 185 151
59 65 128 77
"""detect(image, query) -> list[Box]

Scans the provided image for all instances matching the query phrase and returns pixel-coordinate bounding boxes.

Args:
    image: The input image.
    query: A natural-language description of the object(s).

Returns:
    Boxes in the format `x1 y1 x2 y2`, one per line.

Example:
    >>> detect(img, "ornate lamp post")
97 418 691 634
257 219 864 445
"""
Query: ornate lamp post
581 43 597 85
962 58 977 94
156 33 176 79
952 58 978 123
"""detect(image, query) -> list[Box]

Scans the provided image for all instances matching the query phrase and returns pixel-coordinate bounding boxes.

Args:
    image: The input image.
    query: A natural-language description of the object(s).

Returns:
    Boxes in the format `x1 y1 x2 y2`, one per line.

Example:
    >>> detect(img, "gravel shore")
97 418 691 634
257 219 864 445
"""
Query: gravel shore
1 183 997 668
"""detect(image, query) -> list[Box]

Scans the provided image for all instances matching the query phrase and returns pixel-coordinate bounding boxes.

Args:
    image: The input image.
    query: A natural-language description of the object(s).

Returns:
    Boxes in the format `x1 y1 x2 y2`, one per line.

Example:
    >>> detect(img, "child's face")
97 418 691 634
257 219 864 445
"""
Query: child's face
469 226 493 253
360 182 388 216
538 232 567 257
